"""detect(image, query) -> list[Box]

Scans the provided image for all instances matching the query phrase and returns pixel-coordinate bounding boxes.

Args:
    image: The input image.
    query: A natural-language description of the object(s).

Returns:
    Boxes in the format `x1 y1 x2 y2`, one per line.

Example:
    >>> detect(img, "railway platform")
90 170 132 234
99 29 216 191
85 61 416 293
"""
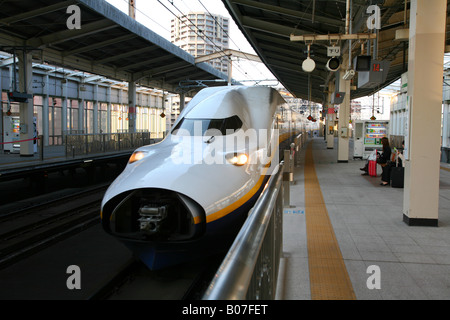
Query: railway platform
276 137 450 300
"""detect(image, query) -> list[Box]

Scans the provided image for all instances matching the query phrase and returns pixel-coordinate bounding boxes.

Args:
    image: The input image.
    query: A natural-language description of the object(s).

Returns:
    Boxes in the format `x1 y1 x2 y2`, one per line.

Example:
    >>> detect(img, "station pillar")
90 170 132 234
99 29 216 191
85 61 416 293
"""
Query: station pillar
128 81 136 133
18 51 34 156
42 73 49 146
337 59 350 162
61 80 68 137
326 82 335 149
403 0 446 226
179 92 185 113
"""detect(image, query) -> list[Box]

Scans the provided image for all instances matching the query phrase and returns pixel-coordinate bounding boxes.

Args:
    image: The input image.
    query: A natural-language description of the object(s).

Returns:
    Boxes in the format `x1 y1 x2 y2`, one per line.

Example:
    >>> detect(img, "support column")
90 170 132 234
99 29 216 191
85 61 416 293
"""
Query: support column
403 0 446 226
78 96 84 133
179 92 185 113
107 86 111 133
128 81 136 133
42 74 49 146
337 59 351 162
93 84 99 134
326 82 335 149
61 80 68 138
18 51 34 156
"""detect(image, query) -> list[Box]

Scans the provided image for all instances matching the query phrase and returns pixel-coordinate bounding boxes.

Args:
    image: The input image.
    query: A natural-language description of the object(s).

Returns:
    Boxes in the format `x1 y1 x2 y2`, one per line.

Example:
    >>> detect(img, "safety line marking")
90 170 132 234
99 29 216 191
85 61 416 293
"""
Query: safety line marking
304 141 356 300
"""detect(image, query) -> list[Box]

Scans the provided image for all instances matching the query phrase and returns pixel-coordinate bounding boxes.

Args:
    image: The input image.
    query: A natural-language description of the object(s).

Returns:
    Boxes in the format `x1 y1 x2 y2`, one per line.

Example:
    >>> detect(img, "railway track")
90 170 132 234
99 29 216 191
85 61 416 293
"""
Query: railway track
0 185 108 270
89 253 224 300
0 184 226 300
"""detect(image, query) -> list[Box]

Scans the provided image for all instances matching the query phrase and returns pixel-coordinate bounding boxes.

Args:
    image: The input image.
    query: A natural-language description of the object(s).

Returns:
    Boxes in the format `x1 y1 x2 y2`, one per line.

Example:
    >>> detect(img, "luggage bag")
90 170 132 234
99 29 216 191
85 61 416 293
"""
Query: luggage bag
390 166 404 188
368 160 377 177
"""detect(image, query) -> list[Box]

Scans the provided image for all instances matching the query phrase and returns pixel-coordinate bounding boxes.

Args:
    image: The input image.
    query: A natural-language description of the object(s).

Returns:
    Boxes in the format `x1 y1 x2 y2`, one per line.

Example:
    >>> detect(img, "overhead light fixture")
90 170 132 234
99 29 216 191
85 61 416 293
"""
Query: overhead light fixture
326 57 340 72
302 44 316 73
302 57 316 73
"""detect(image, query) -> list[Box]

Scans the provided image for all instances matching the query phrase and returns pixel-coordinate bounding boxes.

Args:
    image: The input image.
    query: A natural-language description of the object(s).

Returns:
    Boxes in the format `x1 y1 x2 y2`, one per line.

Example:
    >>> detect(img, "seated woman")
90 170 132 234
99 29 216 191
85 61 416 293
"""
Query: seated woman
378 137 392 186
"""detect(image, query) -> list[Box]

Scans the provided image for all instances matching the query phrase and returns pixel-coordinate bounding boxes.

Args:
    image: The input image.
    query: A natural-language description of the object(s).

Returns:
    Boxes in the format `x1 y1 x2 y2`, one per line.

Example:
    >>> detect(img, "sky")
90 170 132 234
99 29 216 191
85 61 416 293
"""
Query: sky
105 0 278 86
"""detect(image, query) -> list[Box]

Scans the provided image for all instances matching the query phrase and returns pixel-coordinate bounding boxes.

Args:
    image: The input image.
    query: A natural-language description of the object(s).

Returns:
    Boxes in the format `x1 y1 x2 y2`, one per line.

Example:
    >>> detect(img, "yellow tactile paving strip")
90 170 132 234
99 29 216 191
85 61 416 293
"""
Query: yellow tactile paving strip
304 142 356 300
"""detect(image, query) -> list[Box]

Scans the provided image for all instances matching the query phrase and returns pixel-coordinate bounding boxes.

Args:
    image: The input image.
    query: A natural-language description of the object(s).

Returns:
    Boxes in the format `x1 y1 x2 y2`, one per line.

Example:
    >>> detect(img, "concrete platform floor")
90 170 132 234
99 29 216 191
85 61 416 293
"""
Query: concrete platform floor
276 137 450 300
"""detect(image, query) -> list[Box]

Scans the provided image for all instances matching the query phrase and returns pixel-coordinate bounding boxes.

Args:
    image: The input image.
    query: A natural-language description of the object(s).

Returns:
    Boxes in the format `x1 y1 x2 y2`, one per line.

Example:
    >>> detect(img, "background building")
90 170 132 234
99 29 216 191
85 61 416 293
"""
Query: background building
171 12 229 74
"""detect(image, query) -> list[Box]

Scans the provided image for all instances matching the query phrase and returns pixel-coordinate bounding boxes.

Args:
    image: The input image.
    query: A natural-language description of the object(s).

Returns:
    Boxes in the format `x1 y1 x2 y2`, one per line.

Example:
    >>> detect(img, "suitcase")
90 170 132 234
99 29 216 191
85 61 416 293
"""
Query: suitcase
368 160 377 177
390 166 404 188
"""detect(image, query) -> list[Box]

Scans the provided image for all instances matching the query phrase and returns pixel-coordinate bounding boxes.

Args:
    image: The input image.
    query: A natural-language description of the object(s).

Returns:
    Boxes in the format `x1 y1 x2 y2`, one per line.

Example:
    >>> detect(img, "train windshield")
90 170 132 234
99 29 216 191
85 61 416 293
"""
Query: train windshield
172 115 243 136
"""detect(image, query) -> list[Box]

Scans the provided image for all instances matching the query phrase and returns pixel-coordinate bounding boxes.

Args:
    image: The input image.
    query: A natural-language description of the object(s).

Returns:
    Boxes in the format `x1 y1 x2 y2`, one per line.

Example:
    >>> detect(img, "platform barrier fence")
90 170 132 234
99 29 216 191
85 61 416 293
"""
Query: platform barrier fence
203 162 285 300
65 132 160 157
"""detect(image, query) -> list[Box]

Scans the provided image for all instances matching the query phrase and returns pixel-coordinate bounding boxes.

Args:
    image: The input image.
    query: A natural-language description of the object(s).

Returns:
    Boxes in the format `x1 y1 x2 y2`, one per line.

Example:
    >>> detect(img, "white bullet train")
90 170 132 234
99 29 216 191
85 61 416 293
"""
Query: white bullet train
100 85 306 270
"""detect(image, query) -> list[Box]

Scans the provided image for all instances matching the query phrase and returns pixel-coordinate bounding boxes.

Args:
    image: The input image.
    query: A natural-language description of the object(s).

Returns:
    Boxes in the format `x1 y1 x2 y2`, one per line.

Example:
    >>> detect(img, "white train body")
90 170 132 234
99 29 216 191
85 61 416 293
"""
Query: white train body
100 86 302 269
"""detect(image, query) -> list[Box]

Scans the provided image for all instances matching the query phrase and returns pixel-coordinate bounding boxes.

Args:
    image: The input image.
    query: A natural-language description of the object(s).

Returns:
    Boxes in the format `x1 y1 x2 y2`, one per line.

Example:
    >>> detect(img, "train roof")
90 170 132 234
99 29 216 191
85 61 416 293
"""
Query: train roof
177 86 286 130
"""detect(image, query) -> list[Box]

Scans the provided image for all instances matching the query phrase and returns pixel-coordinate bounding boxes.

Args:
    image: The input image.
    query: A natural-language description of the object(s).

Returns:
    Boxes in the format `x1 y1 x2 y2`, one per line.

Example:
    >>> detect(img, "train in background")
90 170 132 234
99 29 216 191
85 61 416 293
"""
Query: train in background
100 85 307 270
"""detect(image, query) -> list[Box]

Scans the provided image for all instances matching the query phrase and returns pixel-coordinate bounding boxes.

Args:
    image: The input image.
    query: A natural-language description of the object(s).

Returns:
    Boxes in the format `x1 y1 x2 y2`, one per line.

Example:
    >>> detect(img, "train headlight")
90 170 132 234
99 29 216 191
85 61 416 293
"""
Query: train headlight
129 151 148 164
226 153 249 166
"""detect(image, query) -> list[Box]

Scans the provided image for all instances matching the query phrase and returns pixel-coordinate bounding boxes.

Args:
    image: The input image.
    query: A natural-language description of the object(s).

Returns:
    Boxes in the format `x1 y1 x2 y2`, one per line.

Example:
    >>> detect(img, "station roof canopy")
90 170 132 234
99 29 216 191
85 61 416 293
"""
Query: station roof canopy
222 0 450 103
0 0 231 93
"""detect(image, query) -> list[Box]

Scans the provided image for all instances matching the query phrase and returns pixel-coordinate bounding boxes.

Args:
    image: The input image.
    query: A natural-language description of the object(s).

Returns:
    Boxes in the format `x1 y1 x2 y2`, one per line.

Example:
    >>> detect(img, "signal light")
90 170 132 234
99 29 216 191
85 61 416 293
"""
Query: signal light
326 57 340 72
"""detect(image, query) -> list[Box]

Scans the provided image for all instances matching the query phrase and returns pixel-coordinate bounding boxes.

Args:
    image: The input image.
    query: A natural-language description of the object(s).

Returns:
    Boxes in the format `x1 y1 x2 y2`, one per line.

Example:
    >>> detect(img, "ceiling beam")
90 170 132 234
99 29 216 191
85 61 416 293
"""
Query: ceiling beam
134 61 191 79
230 0 342 27
195 49 261 64
241 16 297 38
0 0 77 25
252 32 303 49
94 46 160 64
27 19 118 47
63 34 136 57
118 54 175 71
290 33 377 42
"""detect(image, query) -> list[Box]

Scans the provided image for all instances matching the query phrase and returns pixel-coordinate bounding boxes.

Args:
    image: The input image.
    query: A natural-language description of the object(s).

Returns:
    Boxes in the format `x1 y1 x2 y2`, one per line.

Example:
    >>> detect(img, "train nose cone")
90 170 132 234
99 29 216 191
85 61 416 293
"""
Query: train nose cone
102 136 252 212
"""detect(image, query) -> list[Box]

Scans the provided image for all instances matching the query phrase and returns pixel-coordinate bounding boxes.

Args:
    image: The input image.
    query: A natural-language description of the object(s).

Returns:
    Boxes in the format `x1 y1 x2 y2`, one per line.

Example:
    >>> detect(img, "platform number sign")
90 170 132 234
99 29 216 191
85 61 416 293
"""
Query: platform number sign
373 63 381 72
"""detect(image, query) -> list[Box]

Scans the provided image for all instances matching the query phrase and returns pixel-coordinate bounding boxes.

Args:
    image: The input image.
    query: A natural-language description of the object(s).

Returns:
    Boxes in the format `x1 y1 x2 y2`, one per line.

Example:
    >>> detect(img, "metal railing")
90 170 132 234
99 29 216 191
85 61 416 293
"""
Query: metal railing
65 132 161 157
203 162 285 300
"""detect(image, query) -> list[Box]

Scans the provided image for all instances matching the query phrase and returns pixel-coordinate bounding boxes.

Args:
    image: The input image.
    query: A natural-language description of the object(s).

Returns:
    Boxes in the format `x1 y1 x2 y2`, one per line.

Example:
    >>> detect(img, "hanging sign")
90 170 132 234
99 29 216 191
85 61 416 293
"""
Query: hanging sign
327 46 341 57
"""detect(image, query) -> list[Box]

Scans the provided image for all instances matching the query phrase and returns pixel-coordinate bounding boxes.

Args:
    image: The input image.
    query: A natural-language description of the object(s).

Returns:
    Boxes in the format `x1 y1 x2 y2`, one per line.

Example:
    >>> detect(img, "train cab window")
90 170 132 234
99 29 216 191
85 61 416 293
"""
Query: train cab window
172 115 243 136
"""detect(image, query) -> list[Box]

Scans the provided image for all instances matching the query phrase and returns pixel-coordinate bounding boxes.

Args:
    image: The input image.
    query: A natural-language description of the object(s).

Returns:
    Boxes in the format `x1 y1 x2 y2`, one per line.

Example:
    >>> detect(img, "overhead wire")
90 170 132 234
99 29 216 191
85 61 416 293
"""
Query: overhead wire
161 0 261 83
158 0 231 60
167 0 257 83
126 0 249 81
126 0 272 84
195 0 269 82
119 0 188 47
